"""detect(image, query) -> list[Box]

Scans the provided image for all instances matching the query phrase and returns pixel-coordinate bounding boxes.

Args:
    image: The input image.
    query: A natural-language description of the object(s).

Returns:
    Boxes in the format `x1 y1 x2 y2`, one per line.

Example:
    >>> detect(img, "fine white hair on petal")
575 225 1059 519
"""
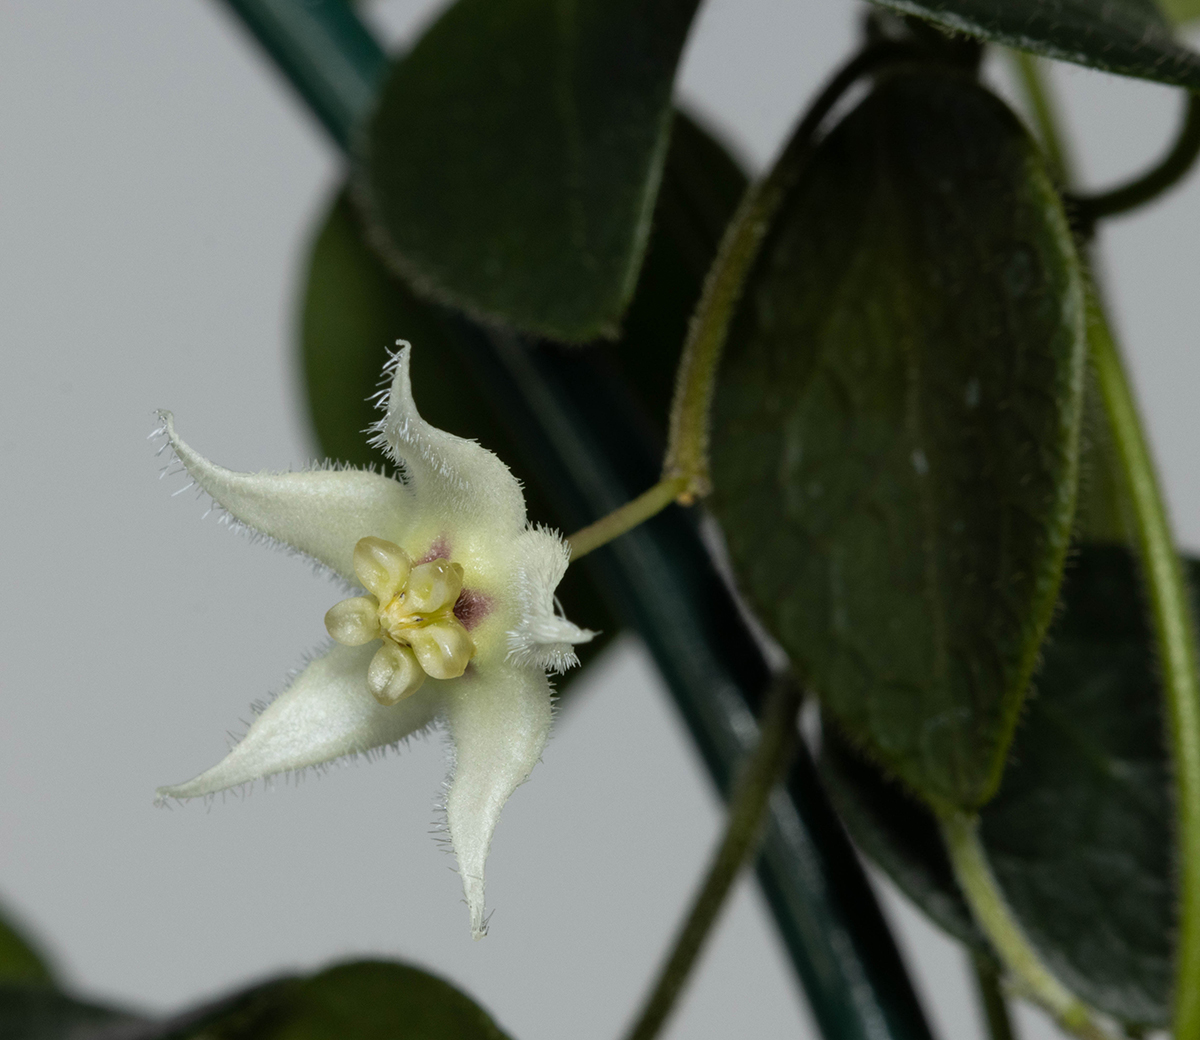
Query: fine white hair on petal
155 411 415 583
441 664 553 940
367 344 528 534
507 527 595 674
155 643 440 801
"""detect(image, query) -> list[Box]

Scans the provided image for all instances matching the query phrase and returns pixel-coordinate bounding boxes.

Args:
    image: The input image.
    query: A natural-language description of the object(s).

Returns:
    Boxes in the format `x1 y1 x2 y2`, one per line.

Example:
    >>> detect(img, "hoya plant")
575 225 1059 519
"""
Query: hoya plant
6 0 1200 1038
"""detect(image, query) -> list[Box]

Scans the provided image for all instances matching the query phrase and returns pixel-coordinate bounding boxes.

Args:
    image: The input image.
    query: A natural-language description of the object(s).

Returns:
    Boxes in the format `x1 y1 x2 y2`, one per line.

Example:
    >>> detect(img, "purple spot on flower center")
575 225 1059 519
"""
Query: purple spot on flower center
454 588 492 631
417 535 452 564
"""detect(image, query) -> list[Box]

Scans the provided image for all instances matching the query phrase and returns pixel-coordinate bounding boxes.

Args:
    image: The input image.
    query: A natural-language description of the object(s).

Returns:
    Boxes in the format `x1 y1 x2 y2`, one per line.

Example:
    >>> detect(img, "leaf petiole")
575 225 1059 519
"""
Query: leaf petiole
566 476 688 560
940 812 1108 1040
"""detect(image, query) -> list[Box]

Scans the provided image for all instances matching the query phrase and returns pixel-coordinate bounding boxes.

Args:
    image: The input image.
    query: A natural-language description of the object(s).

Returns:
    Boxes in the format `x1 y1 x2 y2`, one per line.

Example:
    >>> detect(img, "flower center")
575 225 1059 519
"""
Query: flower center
324 536 476 705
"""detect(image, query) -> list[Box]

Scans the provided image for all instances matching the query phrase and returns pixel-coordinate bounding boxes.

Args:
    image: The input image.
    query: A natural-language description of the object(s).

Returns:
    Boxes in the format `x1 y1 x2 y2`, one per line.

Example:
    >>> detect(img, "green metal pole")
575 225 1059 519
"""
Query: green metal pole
212 4 936 1038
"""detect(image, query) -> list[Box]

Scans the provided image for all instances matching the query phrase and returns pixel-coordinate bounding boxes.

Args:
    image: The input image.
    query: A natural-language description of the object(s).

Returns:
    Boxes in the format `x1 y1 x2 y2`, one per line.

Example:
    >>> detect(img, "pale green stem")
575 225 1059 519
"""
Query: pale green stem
1010 51 1073 186
566 477 688 561
663 42 917 501
1088 293 1200 1040
623 675 803 1040
972 952 1017 1040
940 813 1108 1040
1014 55 1200 1040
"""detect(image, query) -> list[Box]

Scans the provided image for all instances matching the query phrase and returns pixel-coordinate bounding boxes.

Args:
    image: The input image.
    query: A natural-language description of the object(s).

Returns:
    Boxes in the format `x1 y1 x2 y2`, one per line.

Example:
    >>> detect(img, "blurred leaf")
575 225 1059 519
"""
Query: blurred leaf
1162 0 1200 23
108 960 507 1040
0 908 54 987
870 0 1200 87
0 985 142 1040
820 545 1184 1027
180 961 510 1040
357 0 702 342
711 71 1085 811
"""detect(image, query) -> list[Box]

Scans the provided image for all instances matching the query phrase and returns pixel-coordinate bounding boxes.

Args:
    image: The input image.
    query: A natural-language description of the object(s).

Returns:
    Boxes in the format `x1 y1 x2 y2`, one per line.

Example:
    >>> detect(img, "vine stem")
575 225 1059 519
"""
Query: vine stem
1088 291 1200 1040
1013 52 1200 1040
940 813 1108 1040
622 675 803 1040
662 41 917 501
1069 92 1200 232
1010 50 1072 185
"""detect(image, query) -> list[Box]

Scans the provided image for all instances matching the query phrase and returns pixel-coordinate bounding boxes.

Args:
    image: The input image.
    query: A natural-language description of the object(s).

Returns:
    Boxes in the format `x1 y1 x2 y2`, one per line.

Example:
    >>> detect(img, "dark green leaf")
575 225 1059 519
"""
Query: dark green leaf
818 726 982 947
979 545 1177 1026
115 961 508 1040
712 71 1086 810
872 0 1200 88
820 545 1184 1027
179 961 509 1040
0 985 142 1040
357 0 702 342
0 907 54 987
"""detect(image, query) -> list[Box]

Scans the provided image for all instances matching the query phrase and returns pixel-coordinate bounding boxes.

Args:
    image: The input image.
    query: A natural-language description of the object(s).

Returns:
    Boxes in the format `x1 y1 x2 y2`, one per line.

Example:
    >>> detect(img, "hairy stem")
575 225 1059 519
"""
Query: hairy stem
662 41 916 500
1087 292 1200 1040
1010 51 1073 186
567 477 687 561
623 675 804 1040
1014 54 1200 1040
941 813 1107 1040
971 952 1017 1040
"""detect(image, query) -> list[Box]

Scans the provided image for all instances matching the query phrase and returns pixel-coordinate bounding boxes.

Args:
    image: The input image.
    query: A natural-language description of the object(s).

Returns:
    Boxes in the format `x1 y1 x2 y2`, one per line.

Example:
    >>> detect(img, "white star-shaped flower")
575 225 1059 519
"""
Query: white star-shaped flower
156 344 593 938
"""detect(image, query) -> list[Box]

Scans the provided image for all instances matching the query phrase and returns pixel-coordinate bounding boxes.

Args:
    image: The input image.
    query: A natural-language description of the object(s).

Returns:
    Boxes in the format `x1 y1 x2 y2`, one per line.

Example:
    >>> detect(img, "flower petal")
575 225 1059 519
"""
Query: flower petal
507 528 596 673
443 662 552 939
160 412 414 582
156 643 438 799
371 345 527 542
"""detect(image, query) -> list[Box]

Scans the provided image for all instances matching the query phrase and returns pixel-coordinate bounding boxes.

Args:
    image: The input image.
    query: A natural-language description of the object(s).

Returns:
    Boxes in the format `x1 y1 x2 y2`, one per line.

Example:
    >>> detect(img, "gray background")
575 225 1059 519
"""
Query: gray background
1 1 1196 1038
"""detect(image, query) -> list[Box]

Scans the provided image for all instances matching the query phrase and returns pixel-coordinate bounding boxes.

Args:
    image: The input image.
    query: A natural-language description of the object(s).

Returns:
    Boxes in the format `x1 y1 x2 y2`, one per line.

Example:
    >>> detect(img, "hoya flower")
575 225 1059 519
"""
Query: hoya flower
156 344 593 937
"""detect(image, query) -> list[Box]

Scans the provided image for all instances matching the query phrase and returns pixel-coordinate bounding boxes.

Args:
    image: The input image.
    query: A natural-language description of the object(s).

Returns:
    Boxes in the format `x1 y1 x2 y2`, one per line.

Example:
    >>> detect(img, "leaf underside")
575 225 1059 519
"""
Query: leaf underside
821 545 1181 1027
712 70 1085 810
357 0 702 342
873 0 1200 88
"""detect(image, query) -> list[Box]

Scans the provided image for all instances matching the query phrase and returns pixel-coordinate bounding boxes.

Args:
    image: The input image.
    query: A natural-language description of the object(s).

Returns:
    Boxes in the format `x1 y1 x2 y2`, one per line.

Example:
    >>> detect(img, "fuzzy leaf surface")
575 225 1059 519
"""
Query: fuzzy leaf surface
872 0 1200 87
712 71 1085 810
358 0 701 341
820 545 1183 1026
